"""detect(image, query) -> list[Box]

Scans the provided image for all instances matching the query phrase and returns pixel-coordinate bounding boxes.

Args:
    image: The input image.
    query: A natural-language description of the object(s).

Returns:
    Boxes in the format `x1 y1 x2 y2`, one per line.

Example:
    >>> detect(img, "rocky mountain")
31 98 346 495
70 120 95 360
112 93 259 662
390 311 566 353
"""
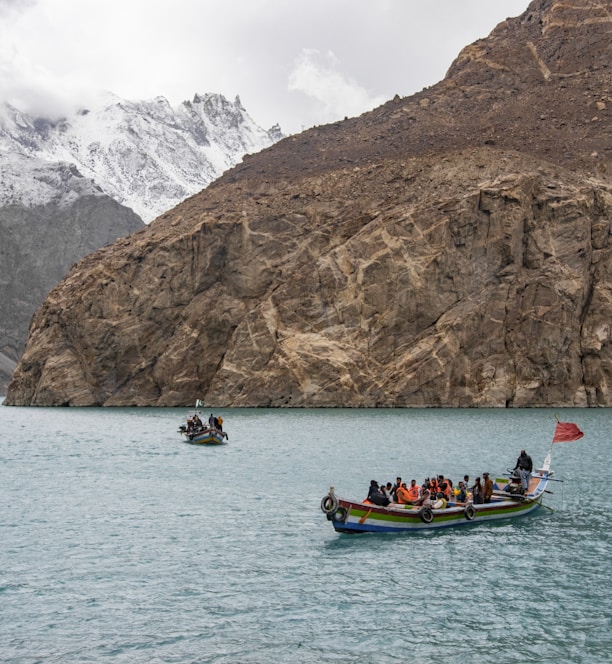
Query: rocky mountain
0 92 282 393
0 93 283 222
5 0 612 407
0 154 144 393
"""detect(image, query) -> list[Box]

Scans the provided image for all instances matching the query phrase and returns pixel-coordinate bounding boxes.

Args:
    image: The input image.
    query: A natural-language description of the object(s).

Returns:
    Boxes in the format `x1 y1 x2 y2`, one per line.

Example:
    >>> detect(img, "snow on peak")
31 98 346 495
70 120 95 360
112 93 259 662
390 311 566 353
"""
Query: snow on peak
0 93 285 222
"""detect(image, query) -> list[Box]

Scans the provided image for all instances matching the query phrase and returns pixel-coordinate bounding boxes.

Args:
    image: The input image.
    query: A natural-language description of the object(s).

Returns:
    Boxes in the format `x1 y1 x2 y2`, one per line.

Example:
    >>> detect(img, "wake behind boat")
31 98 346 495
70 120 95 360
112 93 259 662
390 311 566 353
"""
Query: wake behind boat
179 402 228 445
321 421 583 534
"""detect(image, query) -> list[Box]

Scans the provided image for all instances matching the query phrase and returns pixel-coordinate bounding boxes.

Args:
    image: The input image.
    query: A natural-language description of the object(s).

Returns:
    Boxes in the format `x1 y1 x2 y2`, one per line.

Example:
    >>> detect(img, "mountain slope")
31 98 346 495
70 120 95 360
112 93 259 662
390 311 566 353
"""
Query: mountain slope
5 0 612 407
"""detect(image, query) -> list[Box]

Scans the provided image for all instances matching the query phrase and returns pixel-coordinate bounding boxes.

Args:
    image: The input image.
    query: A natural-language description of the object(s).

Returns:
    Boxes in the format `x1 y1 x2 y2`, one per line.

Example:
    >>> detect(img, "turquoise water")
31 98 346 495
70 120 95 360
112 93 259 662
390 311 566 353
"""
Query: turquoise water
1 405 609 663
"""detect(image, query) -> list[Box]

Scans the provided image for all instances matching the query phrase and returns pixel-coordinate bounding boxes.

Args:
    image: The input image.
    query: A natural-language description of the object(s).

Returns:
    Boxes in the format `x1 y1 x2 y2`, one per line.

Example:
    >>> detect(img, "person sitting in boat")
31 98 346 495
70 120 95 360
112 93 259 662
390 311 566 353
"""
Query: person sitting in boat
433 492 447 509
456 481 468 503
392 477 402 502
513 449 533 491
482 472 494 503
413 488 431 507
406 479 420 503
192 414 202 430
395 483 412 505
367 480 390 506
439 481 452 502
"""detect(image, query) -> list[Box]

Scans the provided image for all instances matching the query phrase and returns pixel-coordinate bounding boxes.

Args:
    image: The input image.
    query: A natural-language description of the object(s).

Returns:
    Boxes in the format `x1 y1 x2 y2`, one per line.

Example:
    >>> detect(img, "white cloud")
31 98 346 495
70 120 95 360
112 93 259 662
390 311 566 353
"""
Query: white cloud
288 49 387 127
0 0 531 132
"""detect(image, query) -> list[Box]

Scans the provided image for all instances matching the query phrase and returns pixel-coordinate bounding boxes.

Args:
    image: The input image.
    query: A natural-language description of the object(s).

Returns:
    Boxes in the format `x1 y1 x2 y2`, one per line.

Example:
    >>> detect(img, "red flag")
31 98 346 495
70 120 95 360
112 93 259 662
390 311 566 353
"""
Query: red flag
553 421 584 443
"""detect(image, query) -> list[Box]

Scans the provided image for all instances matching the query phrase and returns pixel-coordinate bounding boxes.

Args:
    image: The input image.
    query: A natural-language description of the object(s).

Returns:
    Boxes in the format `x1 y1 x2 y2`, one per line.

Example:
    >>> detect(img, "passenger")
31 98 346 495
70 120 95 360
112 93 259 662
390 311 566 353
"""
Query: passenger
463 475 470 492
433 492 447 509
413 488 431 507
472 477 484 504
396 483 412 505
407 479 420 503
367 480 390 507
513 449 533 491
208 413 215 428
392 476 402 502
483 472 494 503
456 481 467 503
217 415 223 431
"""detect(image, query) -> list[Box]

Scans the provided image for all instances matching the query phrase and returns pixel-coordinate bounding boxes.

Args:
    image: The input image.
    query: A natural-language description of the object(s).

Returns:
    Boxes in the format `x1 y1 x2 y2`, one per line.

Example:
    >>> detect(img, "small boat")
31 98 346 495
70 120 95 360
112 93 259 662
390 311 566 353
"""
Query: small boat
321 421 583 534
178 402 228 445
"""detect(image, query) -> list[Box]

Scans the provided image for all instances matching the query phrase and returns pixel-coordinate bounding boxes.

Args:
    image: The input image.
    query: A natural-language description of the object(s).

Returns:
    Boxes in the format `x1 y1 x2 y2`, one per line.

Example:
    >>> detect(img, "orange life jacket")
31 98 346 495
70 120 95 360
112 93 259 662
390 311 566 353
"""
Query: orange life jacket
407 484 420 501
396 486 412 504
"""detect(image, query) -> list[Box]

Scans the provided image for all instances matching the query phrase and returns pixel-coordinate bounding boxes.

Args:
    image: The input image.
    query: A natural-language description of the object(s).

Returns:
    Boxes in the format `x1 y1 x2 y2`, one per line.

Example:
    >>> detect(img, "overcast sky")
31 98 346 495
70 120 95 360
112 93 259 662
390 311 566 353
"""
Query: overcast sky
0 0 530 135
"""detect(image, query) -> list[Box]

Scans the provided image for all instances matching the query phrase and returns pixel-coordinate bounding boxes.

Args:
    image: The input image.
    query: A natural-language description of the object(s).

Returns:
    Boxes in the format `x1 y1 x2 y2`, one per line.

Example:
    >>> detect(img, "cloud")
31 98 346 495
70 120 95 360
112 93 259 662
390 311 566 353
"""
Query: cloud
0 0 36 16
288 48 387 127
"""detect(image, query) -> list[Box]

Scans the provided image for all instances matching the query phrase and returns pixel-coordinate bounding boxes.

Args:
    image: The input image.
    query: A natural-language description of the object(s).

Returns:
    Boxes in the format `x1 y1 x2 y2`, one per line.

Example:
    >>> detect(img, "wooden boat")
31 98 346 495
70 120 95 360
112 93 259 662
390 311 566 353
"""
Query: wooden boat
321 421 583 534
178 403 228 445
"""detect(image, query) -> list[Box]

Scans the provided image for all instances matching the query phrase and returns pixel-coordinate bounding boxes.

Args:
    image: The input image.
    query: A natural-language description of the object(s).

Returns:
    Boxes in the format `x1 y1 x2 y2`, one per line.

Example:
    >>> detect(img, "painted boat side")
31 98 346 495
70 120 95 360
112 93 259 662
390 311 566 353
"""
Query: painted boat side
182 428 226 445
332 498 542 533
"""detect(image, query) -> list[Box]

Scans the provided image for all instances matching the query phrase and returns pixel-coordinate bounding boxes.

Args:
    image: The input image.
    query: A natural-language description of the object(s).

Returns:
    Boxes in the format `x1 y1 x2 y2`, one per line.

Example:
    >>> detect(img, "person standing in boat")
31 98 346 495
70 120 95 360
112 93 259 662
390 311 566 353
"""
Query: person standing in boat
514 450 533 491
471 477 484 504
482 472 494 503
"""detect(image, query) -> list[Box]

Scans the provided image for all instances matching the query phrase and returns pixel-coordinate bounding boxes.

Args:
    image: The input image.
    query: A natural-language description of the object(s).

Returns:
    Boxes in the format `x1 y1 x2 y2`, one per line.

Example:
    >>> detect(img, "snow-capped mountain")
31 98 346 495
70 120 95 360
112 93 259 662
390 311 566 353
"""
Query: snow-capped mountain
0 92 284 222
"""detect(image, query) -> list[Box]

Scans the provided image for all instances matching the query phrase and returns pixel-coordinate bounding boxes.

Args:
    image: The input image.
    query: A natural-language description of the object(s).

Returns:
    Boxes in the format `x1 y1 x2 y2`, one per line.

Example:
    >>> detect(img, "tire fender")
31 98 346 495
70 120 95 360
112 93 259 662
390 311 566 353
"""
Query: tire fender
419 507 434 524
321 493 339 515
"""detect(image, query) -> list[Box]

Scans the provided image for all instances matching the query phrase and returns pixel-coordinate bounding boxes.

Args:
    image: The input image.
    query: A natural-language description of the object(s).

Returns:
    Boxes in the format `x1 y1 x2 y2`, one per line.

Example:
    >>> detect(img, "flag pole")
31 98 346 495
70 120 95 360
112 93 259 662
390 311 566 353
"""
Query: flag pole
543 414 559 472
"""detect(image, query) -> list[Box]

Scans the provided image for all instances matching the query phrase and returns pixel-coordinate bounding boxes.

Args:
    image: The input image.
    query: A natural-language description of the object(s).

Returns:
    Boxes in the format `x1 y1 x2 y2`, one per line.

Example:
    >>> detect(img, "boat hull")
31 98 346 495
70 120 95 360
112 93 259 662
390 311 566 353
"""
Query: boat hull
181 428 227 445
329 497 542 533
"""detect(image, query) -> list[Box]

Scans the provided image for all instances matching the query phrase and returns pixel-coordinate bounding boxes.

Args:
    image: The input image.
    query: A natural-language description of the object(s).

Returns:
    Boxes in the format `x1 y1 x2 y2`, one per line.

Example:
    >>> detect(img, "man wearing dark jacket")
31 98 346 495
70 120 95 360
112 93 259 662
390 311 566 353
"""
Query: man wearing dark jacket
514 450 533 491
367 480 390 506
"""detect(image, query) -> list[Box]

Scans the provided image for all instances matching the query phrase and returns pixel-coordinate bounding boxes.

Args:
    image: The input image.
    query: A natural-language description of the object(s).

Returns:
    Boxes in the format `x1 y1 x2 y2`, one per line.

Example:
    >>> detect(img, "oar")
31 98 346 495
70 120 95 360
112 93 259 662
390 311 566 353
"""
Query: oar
359 509 372 524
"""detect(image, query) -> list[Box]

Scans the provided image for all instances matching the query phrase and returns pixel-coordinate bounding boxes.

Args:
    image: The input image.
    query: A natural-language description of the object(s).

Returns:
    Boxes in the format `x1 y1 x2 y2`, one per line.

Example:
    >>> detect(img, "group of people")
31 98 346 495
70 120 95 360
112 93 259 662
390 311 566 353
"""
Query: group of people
185 412 224 433
365 450 533 509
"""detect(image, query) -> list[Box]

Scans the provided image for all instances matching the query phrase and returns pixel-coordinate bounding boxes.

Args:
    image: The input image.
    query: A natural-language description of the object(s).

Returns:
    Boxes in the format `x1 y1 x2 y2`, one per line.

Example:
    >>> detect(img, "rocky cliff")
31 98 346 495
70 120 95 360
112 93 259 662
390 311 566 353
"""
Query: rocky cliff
0 155 143 393
5 0 612 407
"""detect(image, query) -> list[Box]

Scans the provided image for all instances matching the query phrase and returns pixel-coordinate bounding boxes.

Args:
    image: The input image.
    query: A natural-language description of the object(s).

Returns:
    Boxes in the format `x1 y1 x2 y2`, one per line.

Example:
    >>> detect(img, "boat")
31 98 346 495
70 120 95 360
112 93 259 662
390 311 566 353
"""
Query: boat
178 402 228 445
320 421 583 534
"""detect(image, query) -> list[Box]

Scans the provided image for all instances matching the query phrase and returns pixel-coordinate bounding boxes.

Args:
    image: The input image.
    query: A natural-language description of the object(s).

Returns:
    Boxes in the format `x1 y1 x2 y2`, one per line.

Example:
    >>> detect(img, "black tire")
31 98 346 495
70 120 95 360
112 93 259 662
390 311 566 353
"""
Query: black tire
419 507 434 524
464 505 476 520
321 494 339 515
332 506 349 523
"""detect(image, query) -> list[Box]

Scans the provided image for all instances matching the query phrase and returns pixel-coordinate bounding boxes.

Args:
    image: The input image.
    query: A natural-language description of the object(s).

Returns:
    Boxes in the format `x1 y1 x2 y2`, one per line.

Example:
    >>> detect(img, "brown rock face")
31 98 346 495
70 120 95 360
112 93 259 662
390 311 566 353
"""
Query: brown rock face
5 0 612 407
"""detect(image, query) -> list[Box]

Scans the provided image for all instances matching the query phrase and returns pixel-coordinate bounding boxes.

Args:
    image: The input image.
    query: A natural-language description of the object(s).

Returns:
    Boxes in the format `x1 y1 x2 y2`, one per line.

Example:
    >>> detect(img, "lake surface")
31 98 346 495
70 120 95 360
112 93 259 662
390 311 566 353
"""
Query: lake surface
1 404 609 663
